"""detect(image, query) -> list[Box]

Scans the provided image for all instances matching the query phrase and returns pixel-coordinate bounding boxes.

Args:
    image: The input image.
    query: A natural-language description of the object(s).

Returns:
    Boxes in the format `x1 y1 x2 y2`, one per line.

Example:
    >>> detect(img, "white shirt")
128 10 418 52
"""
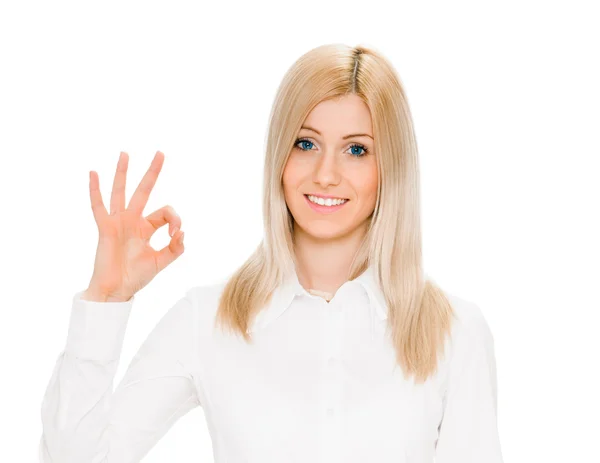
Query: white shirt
39 265 503 462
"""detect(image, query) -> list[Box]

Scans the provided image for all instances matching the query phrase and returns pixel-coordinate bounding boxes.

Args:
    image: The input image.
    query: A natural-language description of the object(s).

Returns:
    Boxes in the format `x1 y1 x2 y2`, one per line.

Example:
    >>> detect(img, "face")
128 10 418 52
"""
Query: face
282 94 378 241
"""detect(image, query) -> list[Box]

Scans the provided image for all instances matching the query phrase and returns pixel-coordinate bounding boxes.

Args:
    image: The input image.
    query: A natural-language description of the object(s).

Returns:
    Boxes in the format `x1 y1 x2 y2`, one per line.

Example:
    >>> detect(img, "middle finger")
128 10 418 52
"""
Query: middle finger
128 151 165 216
110 151 129 215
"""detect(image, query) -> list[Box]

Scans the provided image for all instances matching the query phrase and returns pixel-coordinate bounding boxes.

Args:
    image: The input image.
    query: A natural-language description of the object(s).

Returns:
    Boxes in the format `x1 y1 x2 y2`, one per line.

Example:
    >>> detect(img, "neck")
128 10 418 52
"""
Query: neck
292 221 368 295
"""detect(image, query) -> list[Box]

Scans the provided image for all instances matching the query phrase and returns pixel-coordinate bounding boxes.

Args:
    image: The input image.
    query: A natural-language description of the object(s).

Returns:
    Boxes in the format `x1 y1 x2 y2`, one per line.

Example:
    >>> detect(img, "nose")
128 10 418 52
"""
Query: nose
312 149 341 187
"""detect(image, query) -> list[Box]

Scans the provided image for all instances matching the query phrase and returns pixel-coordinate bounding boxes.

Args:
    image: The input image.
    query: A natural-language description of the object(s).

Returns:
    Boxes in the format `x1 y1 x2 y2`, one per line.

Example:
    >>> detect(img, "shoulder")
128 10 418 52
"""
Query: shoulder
437 292 500 410
438 291 497 378
186 280 229 330
445 291 495 346
187 280 228 307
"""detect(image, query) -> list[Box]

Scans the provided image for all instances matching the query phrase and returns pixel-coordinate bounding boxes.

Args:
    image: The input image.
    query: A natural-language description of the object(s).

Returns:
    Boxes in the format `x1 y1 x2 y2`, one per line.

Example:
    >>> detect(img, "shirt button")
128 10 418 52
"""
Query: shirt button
327 357 336 368
326 407 335 417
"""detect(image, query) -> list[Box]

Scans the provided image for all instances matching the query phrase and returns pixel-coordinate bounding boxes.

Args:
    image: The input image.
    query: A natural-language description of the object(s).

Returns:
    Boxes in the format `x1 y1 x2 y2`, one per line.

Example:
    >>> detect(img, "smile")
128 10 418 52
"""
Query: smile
304 194 349 213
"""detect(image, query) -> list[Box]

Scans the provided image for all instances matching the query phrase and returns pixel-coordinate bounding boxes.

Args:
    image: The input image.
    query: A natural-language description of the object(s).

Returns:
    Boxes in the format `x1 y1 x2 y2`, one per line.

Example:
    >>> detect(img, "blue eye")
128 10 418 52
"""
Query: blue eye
295 139 315 151
348 144 368 157
294 138 369 158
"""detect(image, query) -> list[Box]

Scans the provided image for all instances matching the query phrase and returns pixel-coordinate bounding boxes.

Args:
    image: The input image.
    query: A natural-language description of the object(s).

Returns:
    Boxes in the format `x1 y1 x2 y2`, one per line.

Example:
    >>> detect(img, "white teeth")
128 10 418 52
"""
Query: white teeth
307 195 348 206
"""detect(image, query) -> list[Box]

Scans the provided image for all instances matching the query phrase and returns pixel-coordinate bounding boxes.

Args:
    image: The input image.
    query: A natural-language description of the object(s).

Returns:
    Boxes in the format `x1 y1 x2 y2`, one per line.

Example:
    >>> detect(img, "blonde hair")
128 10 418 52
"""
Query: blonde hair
214 43 454 384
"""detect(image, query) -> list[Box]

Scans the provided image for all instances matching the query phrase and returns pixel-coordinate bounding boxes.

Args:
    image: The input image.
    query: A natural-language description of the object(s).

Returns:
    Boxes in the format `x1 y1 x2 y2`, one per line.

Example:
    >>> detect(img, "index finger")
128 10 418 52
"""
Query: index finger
127 151 165 216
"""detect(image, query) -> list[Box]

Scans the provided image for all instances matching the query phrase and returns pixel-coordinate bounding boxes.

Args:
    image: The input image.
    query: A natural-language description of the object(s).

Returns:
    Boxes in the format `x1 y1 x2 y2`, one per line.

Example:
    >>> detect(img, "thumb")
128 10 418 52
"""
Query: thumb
155 229 185 273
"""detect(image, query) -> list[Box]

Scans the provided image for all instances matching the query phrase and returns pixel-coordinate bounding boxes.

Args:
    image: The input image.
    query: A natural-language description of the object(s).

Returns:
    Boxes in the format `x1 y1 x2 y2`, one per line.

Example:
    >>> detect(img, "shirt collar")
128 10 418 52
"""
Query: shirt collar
247 264 388 334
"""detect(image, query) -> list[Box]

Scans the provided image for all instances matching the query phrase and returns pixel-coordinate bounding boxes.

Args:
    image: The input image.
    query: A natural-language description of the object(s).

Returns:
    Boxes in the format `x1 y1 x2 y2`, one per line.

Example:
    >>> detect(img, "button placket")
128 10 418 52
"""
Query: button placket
320 299 344 463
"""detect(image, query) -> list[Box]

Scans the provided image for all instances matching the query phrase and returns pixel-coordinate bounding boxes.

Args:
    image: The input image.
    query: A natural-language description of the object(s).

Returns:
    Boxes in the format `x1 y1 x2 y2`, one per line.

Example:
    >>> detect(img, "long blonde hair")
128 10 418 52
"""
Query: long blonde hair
214 43 454 384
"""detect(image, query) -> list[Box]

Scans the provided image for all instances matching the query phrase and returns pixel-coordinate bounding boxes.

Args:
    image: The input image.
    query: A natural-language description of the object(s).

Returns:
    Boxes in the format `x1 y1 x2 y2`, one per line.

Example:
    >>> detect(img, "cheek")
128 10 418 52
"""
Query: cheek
282 156 306 191
354 164 379 203
366 171 379 201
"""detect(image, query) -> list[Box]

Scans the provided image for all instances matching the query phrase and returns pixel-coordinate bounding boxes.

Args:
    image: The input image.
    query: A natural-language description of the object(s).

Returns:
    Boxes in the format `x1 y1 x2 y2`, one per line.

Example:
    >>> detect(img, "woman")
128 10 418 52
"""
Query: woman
39 44 503 462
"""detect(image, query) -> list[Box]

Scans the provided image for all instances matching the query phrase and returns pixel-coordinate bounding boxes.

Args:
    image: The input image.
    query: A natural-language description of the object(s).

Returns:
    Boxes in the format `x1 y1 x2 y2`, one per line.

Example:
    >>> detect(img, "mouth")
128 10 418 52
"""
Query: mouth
304 194 350 214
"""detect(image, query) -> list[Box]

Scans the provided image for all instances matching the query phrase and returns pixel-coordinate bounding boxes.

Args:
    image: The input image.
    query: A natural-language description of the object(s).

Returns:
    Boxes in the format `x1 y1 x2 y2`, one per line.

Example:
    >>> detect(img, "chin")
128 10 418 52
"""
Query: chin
297 222 353 241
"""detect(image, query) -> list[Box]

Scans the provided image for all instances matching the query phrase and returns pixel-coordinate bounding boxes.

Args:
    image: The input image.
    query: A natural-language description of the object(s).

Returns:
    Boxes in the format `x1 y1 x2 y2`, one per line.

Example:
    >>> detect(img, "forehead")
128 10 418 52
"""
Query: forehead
302 95 373 136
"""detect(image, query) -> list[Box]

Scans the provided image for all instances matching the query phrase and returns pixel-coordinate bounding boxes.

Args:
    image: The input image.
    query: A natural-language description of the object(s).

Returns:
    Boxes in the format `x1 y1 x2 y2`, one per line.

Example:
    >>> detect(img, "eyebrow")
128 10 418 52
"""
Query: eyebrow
300 125 374 140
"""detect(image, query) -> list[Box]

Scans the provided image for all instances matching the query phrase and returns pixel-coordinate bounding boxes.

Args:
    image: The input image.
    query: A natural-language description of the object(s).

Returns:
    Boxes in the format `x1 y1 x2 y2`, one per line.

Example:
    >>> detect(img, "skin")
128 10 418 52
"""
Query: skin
84 150 185 302
282 94 378 296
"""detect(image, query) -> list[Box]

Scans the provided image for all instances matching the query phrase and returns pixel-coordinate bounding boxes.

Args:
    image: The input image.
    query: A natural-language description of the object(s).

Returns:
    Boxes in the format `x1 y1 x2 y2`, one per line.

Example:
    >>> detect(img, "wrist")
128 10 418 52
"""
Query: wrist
82 288 132 303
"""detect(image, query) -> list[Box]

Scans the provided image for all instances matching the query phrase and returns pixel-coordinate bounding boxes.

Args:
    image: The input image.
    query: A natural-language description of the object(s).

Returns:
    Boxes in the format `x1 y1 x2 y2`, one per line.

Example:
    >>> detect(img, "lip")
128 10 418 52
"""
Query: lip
305 193 349 200
304 194 349 214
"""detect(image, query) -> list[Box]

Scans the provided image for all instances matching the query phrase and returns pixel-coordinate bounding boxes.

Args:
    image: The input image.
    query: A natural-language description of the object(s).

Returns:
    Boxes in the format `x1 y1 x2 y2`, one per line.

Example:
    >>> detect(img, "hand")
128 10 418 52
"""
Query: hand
84 151 185 302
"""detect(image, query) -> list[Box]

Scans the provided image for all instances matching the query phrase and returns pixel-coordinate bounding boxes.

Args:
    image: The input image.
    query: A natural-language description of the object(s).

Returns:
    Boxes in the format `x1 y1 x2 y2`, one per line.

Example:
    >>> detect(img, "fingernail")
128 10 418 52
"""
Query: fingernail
171 226 179 237
180 232 185 243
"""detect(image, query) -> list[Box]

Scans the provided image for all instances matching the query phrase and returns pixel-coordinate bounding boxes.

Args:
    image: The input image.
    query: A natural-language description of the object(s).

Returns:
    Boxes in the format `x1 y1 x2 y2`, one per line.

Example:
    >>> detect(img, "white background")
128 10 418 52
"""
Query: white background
1 0 598 461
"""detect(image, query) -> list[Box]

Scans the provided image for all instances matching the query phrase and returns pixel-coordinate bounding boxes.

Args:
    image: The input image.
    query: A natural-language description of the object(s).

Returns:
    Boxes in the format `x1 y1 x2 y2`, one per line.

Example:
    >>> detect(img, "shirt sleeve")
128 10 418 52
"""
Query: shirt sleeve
434 304 504 463
39 288 202 463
